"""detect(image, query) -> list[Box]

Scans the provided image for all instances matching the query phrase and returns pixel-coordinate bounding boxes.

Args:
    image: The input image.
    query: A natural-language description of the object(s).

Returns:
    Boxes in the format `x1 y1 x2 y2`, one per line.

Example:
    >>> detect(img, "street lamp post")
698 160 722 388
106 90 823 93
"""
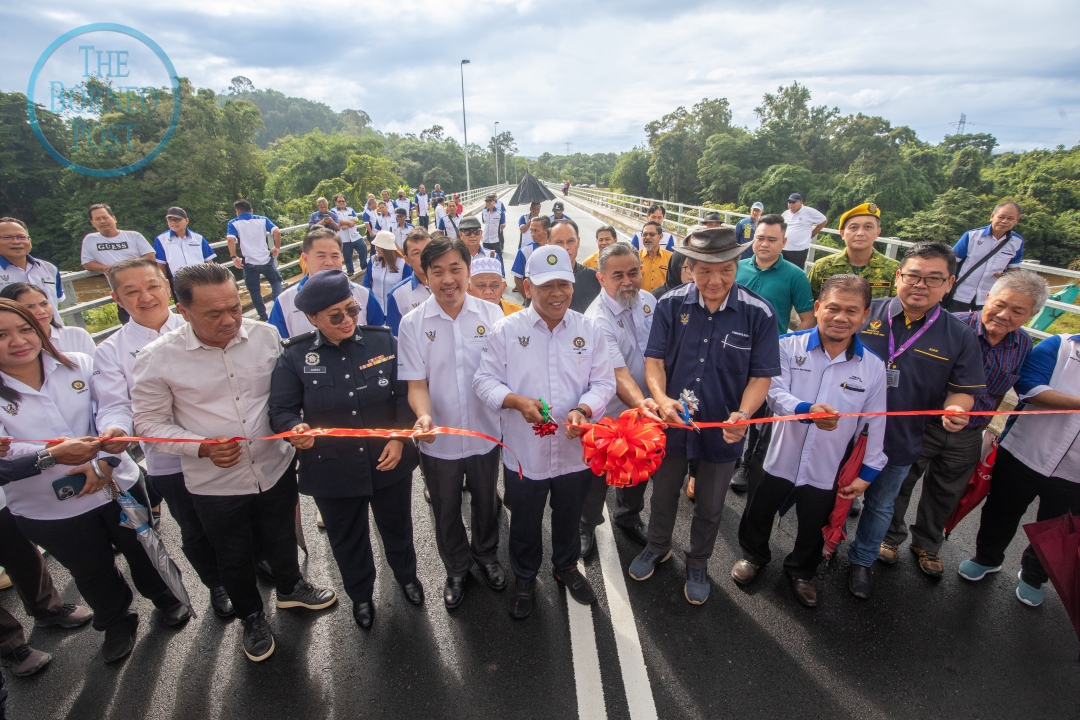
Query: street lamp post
493 121 499 185
460 59 471 192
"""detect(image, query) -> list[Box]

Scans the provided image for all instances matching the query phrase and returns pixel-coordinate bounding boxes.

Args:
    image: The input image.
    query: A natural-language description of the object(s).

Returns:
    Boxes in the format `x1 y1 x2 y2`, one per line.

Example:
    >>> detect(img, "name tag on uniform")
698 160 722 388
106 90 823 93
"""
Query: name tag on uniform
885 368 900 387
303 367 326 374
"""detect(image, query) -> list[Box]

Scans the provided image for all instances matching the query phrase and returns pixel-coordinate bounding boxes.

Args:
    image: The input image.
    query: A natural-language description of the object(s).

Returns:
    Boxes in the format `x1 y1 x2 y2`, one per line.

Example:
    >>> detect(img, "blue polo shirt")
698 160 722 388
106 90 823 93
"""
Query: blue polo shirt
735 217 757 259
736 256 814 336
645 282 781 463
857 297 986 466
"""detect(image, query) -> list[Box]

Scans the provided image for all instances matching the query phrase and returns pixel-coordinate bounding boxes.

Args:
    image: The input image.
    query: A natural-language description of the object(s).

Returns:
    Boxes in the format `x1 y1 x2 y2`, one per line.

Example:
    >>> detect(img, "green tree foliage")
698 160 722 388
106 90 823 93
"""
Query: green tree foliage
220 78 371 148
611 147 651 196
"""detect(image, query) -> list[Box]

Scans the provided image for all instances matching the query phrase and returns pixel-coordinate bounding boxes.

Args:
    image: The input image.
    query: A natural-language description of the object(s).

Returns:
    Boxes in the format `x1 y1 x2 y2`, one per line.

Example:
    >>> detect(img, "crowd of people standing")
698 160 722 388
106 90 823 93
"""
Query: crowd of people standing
0 184 1073 715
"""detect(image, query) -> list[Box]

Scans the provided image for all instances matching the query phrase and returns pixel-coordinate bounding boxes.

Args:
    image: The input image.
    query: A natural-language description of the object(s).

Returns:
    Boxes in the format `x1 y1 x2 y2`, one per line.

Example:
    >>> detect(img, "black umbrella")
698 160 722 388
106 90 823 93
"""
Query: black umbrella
508 173 556 206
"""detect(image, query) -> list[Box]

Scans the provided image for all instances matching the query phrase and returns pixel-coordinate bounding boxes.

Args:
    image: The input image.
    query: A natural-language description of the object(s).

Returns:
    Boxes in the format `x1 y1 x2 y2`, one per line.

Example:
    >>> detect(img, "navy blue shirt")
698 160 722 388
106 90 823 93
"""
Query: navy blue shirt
857 297 986 466
645 282 781 462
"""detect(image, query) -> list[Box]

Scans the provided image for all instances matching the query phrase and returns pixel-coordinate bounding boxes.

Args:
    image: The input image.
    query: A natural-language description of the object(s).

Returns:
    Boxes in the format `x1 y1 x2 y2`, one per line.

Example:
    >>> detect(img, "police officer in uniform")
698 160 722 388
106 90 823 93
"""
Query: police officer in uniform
269 270 423 629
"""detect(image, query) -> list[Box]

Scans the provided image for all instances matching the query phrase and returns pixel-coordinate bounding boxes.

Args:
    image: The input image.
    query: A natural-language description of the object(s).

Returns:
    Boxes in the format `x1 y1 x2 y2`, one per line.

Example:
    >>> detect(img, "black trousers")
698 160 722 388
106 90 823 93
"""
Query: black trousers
781 249 809 272
0 508 63 654
16 502 176 632
418 215 429 229
420 447 500 576
738 406 773 493
505 468 593 581
738 471 836 580
885 423 984 552
190 466 303 619
313 476 417 605
580 473 648 531
973 447 1080 587
149 472 222 589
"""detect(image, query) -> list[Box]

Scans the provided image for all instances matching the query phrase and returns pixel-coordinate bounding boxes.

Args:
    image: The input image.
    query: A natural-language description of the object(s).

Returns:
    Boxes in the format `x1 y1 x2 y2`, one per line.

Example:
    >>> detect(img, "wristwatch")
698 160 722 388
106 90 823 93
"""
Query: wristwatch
734 410 751 421
35 449 56 470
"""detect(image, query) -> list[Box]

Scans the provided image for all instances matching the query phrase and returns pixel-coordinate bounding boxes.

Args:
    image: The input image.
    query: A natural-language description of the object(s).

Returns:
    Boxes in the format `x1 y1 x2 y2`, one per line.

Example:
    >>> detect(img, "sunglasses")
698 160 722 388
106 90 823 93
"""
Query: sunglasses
461 229 482 237
322 303 361 325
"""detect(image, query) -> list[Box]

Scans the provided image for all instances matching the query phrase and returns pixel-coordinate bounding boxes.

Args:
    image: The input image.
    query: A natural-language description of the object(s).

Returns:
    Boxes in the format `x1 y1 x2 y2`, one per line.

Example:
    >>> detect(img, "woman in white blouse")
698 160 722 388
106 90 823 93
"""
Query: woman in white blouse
363 231 411 313
0 282 95 356
0 299 189 664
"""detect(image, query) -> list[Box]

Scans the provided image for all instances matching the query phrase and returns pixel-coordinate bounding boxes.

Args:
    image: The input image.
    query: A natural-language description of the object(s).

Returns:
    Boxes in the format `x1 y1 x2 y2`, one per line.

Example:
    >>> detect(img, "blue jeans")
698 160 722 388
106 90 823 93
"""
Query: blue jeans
242 260 283 320
847 462 913 567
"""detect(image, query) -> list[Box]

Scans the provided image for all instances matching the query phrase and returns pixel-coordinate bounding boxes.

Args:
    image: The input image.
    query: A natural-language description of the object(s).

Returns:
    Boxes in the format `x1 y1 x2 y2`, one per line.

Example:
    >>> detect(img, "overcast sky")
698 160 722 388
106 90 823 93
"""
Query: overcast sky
3 0 1079 156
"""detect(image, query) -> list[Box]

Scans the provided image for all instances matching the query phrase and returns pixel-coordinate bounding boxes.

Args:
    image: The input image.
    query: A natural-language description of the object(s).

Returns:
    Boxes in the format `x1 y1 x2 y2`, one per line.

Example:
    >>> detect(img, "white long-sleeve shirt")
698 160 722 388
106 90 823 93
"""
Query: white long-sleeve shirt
473 306 616 480
583 289 654 417
0 352 138 520
130 319 293 496
764 327 888 490
397 295 504 460
93 312 187 476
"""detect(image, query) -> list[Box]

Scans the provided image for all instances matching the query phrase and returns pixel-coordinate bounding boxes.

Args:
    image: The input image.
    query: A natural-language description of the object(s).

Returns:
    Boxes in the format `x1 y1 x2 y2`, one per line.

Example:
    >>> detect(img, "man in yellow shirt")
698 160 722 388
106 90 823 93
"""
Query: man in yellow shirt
581 225 619 269
468 256 522 315
638 221 672 292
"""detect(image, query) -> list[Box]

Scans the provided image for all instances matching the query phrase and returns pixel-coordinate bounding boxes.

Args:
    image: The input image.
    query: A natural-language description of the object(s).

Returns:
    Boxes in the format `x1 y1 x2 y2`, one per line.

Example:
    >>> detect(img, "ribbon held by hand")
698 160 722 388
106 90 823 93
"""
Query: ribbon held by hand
582 409 667 488
533 398 558 438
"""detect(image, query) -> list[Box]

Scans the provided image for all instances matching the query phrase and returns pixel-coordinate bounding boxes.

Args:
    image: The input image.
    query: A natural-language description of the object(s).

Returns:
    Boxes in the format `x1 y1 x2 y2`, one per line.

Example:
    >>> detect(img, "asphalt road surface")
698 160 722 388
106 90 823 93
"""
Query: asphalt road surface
4 197 1079 719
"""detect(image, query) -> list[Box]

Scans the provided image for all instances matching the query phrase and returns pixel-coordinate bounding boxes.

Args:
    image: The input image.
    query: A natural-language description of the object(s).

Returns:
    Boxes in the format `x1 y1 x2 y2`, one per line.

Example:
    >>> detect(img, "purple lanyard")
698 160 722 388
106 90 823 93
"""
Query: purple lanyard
887 304 941 366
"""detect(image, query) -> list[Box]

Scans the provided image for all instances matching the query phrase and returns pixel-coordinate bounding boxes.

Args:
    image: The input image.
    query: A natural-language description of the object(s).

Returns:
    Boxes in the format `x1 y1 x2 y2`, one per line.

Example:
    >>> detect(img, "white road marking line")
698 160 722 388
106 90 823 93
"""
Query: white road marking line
596 506 659 720
569 561 607 720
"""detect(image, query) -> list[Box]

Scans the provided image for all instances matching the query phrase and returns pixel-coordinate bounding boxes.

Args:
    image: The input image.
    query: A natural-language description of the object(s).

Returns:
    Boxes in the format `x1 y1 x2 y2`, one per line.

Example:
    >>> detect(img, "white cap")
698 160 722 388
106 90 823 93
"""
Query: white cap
751 201 764 211
526 245 575 286
470 256 503 277
372 231 397 251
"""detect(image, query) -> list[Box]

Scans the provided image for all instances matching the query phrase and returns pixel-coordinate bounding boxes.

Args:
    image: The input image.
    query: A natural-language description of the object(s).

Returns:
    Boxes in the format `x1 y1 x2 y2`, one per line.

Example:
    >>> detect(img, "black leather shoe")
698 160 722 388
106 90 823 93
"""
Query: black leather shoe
580 528 596 559
444 576 466 609
102 615 138 663
401 580 425 606
508 578 535 620
353 602 374 629
161 601 191 627
849 564 873 599
553 566 597 605
729 465 750 493
480 561 507 591
210 586 234 618
617 520 649 546
255 560 275 583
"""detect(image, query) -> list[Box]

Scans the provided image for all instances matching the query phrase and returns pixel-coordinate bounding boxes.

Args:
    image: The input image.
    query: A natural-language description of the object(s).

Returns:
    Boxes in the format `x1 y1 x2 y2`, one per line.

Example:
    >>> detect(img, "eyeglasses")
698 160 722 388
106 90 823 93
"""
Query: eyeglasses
641 232 659 239
461 229 482 237
165 216 184 222
0 235 29 242
322 303 361 325
899 273 948 289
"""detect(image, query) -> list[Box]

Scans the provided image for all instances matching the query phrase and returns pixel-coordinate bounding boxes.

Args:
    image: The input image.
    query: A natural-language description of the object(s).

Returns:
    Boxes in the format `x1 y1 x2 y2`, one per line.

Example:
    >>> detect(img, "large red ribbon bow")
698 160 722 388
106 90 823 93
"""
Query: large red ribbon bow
581 409 667 488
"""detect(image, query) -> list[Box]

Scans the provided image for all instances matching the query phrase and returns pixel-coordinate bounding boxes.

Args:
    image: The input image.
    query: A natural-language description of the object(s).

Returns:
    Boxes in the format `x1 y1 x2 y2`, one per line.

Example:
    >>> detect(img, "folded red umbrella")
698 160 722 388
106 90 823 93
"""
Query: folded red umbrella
822 424 869 559
944 434 999 538
1023 513 1080 651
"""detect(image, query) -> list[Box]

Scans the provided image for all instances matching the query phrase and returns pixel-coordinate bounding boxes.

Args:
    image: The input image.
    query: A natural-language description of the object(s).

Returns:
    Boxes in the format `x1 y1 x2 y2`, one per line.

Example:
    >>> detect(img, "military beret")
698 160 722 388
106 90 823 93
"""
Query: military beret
839 202 881 230
294 270 352 315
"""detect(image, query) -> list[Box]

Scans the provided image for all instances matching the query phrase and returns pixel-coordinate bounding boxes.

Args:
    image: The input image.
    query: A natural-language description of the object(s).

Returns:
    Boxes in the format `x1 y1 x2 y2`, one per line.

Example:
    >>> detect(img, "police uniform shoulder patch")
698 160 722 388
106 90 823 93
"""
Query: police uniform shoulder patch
282 331 316 348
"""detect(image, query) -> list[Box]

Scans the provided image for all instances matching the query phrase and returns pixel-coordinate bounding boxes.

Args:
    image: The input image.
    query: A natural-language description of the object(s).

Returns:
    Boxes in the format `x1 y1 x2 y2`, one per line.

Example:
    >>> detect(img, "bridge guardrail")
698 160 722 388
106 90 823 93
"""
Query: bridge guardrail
58 183 510 342
550 183 1080 341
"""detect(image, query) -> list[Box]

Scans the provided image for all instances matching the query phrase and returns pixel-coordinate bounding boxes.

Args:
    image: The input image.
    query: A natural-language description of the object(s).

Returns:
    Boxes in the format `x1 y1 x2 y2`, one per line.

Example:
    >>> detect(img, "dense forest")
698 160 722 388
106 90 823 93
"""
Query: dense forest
609 83 1080 267
2 77 1078 271
0 77 516 269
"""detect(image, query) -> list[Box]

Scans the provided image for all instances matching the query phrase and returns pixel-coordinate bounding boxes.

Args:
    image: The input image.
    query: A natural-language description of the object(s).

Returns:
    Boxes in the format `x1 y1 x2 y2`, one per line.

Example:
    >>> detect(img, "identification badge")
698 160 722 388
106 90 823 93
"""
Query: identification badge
886 368 900 387
303 367 326 374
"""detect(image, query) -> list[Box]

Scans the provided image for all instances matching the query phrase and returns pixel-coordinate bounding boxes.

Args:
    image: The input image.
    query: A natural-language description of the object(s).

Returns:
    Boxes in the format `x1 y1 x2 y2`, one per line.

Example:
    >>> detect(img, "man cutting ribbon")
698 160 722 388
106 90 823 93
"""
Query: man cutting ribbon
846 241 986 599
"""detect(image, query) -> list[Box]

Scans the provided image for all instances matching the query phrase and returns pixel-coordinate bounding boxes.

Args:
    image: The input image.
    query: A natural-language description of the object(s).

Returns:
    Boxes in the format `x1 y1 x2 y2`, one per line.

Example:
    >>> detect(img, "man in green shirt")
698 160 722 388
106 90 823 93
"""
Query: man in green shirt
806 202 898 299
736 214 816 336
729 213 815 493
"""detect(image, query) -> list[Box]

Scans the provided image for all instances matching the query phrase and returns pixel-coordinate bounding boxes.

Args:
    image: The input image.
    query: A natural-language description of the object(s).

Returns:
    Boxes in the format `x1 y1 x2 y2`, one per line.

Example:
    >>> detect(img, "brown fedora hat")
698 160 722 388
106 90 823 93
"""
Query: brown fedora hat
674 226 743 263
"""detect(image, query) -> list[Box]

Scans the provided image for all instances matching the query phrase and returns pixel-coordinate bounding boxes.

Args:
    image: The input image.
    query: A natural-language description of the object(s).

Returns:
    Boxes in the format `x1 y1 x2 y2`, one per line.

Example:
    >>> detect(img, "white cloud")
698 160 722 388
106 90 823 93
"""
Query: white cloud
2 0 1078 154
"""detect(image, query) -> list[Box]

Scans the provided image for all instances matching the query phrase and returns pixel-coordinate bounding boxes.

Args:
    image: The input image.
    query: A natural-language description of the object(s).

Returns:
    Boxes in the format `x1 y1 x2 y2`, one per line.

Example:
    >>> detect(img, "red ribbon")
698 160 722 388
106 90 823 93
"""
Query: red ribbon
581 409 666 488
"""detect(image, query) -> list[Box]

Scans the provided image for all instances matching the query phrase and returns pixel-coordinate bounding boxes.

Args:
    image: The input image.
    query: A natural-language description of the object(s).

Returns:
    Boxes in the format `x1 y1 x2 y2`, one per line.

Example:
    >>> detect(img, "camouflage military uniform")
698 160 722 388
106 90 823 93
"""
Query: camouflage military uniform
807 248 899 299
